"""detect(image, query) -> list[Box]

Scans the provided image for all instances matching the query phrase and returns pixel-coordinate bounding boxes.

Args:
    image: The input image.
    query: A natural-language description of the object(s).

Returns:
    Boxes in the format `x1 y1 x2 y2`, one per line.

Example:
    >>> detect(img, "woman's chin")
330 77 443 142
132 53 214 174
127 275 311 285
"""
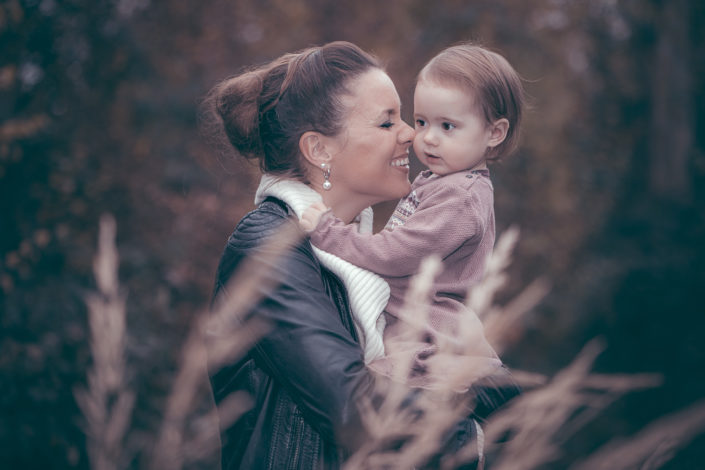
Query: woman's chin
361 178 410 205
390 181 411 199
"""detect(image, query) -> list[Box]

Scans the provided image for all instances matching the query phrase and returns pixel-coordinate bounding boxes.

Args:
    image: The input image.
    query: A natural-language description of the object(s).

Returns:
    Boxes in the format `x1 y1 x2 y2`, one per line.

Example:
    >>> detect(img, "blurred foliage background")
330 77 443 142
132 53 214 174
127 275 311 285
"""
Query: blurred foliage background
2 0 704 468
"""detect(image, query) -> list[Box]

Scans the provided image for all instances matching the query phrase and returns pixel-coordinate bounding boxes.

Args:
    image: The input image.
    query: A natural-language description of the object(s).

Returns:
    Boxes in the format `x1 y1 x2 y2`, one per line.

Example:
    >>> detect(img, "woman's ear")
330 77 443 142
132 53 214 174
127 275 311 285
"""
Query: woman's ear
488 118 510 148
299 131 331 167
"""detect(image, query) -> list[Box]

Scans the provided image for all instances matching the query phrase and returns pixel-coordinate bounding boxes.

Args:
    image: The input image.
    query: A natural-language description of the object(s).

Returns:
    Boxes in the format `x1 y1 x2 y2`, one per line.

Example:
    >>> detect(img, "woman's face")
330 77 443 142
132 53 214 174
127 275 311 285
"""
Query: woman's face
324 69 414 212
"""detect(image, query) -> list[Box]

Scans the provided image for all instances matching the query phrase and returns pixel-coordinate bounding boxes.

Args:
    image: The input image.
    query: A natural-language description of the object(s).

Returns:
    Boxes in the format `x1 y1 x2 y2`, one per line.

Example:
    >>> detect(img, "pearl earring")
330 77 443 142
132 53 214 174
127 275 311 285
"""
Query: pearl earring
321 163 332 190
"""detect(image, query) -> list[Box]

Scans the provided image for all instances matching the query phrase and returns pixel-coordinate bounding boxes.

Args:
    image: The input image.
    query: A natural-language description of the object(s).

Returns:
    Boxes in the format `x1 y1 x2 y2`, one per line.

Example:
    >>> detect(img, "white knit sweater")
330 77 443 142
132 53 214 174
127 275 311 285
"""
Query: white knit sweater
254 174 388 363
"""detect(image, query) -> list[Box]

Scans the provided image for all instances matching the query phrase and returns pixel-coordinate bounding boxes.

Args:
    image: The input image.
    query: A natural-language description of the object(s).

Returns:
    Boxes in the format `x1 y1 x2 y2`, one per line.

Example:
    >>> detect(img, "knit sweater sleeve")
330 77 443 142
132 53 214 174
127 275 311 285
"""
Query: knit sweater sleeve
309 181 489 277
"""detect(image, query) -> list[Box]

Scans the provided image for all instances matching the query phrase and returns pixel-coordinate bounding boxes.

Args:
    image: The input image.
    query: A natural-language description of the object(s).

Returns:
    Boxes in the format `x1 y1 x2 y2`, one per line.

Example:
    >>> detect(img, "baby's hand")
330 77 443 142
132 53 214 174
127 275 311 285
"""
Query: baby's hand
299 202 329 232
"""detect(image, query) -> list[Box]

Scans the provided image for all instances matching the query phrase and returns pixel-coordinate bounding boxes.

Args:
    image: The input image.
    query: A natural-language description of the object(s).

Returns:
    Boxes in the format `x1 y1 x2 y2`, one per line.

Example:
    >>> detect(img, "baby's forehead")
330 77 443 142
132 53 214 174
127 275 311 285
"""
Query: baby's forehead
414 80 482 109
415 76 477 97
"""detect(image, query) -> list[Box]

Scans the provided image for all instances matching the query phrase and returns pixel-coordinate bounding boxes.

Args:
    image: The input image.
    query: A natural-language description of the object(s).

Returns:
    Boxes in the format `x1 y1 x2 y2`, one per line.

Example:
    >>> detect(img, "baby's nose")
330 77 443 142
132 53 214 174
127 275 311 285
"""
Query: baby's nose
423 129 437 144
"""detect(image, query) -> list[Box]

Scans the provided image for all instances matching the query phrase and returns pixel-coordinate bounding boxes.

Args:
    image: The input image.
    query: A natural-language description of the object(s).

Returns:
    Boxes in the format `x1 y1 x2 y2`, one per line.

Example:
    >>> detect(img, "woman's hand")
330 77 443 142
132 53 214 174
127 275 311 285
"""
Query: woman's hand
300 202 329 232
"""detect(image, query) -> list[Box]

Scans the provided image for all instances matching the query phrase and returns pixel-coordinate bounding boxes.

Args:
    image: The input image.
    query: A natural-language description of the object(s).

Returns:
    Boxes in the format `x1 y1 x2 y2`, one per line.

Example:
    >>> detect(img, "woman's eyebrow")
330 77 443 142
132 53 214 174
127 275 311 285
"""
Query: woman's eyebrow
374 109 395 121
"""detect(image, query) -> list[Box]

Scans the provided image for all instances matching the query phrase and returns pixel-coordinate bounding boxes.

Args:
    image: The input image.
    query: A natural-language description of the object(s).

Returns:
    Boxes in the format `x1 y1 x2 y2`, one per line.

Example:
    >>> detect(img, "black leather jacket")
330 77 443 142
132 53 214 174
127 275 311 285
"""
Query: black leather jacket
210 198 371 469
209 198 520 469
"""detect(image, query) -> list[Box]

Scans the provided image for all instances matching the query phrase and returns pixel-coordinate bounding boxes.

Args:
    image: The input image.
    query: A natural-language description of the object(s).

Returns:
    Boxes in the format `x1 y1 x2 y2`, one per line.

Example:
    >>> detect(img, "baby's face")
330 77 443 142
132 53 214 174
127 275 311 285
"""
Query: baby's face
412 81 493 176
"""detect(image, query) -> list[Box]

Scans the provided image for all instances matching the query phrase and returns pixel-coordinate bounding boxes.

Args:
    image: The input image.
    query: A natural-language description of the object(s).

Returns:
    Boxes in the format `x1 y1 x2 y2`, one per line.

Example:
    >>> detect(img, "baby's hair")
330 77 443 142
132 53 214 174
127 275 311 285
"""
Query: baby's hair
204 41 381 179
418 43 525 161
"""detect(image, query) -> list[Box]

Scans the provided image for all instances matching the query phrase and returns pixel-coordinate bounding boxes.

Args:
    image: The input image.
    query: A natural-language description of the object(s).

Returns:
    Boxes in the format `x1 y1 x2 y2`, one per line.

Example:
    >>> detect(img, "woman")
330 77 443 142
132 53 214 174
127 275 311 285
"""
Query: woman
206 41 518 469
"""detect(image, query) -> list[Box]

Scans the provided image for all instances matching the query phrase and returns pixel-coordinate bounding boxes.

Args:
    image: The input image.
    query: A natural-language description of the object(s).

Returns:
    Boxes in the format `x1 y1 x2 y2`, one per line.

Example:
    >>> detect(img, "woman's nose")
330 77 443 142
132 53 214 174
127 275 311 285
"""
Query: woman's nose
399 121 415 144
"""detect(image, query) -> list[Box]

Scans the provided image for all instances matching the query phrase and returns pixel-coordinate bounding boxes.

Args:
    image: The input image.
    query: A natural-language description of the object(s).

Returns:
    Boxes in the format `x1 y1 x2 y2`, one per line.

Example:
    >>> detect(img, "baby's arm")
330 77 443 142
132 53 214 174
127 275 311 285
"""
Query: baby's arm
308 184 488 277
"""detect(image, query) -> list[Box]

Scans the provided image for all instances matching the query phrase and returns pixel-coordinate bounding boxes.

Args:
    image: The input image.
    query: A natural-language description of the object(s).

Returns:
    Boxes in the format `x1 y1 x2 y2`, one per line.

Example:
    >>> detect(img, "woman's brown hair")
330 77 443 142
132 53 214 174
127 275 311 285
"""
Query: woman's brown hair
204 41 381 180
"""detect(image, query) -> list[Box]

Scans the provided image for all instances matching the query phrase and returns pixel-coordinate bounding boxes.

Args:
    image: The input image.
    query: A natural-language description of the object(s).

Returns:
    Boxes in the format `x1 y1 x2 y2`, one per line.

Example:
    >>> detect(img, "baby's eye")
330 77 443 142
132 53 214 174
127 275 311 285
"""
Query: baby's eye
415 119 426 128
442 122 456 131
380 121 394 129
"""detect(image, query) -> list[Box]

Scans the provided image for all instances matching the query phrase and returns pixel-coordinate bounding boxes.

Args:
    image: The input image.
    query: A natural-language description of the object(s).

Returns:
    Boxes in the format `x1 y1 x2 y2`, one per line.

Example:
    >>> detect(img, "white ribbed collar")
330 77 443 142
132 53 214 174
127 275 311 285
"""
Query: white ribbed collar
254 174 388 363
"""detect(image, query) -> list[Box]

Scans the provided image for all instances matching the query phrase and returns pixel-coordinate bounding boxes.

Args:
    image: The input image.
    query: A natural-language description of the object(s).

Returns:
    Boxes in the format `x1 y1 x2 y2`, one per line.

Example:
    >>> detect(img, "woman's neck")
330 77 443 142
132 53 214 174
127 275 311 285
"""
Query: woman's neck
306 169 371 223
319 190 369 224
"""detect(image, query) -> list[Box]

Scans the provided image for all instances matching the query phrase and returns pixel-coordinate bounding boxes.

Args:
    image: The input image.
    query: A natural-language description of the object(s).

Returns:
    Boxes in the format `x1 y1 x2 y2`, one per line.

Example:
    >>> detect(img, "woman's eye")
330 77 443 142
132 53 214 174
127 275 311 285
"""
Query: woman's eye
442 122 455 131
380 121 394 129
415 119 426 128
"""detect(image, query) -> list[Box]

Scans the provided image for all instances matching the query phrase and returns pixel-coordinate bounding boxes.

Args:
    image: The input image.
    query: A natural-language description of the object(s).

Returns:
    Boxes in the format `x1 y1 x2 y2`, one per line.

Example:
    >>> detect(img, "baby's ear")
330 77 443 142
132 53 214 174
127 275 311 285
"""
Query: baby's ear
488 118 510 148
299 131 330 166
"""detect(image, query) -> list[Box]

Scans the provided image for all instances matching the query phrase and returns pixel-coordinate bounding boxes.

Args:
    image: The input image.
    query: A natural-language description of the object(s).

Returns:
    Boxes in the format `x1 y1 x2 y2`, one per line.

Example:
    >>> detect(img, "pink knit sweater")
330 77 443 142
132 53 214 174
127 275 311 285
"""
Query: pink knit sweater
309 169 499 384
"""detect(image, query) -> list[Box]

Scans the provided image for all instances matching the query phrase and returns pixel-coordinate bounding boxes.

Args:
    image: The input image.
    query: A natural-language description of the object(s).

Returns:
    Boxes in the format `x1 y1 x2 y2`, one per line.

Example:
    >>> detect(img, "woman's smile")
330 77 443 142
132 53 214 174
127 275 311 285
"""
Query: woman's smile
390 154 410 170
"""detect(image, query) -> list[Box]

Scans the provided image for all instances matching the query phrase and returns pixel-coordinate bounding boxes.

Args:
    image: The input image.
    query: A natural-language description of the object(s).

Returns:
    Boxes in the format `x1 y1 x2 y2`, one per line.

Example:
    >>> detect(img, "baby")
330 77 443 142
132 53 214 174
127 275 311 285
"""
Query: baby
302 43 525 388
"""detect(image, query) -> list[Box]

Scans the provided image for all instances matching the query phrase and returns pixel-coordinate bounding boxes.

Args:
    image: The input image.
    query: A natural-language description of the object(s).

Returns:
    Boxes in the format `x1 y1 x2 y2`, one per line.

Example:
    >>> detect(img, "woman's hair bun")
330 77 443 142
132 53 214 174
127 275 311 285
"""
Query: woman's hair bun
212 70 265 160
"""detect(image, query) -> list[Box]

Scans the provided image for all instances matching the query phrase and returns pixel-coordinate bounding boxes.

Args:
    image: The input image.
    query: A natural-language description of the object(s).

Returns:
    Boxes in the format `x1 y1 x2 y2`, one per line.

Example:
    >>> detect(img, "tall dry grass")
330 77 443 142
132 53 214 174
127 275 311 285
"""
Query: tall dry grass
74 215 135 470
77 218 705 469
343 227 705 470
148 221 301 469
77 214 300 469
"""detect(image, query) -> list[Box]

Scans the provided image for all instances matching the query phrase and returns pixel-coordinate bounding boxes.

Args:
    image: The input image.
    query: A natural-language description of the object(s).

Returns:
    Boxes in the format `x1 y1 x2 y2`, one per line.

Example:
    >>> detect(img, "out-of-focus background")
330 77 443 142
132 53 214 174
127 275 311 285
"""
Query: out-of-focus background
2 0 704 468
